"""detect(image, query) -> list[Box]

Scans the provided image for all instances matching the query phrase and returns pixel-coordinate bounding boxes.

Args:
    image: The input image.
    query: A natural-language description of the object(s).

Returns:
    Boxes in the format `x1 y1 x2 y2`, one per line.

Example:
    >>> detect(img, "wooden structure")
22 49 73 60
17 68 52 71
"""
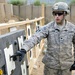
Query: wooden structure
0 17 45 74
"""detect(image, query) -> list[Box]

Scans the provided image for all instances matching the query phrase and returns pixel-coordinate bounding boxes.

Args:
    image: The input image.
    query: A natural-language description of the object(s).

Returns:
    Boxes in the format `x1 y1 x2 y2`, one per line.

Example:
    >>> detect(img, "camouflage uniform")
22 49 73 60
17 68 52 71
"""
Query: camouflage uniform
22 21 75 75
21 2 75 75
10 1 75 75
44 65 71 75
44 66 71 75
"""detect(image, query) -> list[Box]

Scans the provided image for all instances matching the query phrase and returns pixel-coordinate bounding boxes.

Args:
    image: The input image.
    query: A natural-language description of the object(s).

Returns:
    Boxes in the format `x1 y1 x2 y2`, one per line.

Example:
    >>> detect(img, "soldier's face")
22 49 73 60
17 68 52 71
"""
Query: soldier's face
53 11 65 24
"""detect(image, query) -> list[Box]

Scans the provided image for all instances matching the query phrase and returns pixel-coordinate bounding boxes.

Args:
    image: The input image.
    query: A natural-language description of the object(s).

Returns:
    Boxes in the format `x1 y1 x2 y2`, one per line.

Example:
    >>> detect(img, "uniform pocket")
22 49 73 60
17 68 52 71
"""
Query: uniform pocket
67 31 74 43
49 30 56 42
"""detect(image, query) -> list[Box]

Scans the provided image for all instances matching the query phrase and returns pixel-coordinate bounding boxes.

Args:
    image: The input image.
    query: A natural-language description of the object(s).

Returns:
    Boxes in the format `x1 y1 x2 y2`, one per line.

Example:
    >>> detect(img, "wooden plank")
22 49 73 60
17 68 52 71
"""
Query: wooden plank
0 17 44 30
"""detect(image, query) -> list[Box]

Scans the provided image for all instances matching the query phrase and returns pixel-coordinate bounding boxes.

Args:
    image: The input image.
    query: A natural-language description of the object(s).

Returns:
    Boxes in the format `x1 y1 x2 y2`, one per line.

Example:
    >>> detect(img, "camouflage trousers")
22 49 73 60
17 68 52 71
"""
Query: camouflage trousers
44 65 71 75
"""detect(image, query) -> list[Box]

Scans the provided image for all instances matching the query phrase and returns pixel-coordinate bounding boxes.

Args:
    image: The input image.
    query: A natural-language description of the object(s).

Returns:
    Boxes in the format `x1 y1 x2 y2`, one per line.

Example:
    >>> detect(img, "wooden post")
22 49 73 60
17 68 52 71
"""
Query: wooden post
41 4 45 25
0 3 5 23
41 4 45 17
0 30 1 35
0 0 7 3
40 4 45 50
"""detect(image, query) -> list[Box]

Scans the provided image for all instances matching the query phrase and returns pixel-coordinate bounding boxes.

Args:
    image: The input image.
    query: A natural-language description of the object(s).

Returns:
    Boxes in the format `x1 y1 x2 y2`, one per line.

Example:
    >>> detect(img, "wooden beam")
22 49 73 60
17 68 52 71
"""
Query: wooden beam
0 17 44 30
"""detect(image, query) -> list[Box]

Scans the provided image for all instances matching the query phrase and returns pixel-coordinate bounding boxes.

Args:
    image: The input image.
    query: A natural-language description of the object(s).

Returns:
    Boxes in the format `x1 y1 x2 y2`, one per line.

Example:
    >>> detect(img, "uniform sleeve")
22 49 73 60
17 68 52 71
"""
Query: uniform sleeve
72 33 75 61
21 25 49 52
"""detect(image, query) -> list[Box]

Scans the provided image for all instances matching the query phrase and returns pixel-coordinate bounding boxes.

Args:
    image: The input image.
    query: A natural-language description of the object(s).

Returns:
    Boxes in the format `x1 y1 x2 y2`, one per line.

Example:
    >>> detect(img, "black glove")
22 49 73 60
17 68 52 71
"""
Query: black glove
10 49 26 61
70 61 75 71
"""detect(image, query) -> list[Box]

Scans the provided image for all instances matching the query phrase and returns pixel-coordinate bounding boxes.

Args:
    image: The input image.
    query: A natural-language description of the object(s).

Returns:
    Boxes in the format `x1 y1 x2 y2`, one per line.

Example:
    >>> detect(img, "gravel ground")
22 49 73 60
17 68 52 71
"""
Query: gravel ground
30 52 45 75
30 39 47 75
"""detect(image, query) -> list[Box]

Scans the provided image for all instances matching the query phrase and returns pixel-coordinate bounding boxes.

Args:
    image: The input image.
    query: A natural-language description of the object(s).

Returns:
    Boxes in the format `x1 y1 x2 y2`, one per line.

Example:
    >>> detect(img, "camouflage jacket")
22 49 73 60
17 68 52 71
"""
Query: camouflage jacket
22 21 75 70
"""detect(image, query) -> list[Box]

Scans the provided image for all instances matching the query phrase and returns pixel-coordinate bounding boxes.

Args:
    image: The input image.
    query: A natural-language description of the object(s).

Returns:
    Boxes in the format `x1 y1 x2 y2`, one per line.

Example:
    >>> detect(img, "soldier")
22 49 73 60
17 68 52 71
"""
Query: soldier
11 2 75 75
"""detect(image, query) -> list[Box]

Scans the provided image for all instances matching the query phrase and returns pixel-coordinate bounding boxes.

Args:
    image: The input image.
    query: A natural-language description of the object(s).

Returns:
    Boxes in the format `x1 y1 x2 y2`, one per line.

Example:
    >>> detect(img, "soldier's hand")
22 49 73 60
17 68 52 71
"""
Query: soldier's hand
70 61 75 71
10 49 26 61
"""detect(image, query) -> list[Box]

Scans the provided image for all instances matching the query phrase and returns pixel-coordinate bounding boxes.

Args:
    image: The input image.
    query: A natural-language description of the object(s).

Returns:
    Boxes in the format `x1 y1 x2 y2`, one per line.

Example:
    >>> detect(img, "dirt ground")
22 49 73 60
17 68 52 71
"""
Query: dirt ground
30 52 45 75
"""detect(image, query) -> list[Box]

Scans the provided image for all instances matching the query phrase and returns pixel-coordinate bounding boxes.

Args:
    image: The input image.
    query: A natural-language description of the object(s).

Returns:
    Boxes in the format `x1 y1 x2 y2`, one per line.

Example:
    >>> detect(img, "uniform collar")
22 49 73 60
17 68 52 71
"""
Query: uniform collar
53 20 69 31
